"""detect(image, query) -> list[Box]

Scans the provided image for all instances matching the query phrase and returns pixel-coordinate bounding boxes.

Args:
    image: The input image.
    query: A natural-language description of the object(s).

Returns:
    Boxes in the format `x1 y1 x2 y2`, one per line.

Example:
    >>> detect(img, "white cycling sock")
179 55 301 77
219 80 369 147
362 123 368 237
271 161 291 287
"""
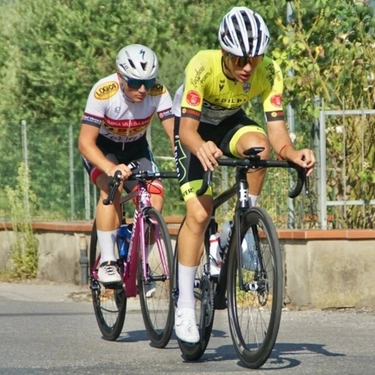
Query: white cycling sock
97 230 117 263
249 194 259 208
178 263 198 310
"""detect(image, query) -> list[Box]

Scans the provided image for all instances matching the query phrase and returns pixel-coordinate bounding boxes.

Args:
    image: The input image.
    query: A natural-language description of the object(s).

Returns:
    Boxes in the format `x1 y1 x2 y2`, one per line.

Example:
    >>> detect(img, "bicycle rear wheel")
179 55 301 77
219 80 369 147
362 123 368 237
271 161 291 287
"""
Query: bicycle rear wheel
173 229 215 360
138 208 174 348
89 220 126 341
227 207 283 368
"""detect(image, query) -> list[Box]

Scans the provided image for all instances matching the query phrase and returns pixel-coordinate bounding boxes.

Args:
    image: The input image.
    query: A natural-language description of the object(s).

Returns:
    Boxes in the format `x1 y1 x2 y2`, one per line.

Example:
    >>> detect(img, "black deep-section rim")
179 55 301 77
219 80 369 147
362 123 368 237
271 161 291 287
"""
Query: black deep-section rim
227 207 283 368
173 225 215 360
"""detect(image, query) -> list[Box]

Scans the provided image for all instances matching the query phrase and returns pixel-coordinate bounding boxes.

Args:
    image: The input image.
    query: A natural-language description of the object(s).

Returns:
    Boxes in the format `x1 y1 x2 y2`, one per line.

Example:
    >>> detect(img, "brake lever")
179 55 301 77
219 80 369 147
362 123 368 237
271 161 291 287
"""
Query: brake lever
103 170 122 205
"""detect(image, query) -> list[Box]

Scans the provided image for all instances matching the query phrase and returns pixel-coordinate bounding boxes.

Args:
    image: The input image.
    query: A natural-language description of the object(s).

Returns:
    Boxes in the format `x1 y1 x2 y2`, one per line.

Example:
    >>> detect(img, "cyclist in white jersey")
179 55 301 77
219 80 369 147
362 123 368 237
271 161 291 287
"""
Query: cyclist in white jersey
78 44 174 284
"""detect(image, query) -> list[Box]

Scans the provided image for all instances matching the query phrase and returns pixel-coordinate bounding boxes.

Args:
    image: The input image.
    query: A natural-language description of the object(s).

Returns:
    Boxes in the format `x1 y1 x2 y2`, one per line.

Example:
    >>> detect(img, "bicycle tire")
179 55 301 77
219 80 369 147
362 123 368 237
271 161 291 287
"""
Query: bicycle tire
89 219 127 341
227 207 283 368
173 232 215 360
138 208 174 348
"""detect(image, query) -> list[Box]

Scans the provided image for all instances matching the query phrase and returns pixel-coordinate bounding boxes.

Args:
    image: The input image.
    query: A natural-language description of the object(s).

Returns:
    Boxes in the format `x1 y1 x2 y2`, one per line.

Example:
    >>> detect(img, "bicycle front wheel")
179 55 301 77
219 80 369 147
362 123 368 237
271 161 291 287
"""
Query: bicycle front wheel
89 219 126 341
227 207 283 368
173 230 215 360
138 208 174 348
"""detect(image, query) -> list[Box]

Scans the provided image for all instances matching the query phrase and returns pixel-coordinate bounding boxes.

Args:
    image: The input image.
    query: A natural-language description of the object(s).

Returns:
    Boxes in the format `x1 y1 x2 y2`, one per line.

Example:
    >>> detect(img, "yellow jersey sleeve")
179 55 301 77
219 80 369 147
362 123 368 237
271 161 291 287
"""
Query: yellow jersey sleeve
252 58 285 122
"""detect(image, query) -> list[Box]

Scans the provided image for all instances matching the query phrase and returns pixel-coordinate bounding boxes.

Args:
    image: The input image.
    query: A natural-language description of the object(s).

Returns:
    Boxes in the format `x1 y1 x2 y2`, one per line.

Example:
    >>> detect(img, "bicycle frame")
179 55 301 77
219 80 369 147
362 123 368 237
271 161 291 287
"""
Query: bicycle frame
174 146 308 365
120 180 168 297
93 170 176 297
207 165 252 308
200 148 307 308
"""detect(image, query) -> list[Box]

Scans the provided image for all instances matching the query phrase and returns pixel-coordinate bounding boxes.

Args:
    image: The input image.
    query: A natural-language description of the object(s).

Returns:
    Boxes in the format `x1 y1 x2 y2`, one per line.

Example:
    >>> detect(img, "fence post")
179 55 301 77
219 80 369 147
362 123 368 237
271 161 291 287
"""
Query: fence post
21 120 30 218
286 0 295 228
318 99 327 229
69 124 75 220
79 235 88 285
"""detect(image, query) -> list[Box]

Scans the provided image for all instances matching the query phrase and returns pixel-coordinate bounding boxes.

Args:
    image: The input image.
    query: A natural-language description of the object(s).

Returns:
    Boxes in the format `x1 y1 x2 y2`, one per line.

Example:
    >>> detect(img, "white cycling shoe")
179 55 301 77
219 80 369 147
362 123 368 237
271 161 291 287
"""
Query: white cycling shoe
98 261 121 284
175 308 200 343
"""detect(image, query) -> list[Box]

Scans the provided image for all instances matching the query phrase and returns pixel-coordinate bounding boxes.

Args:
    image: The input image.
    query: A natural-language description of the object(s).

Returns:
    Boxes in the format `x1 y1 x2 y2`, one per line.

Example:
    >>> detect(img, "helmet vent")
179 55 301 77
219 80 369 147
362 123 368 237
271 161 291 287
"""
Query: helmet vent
128 59 136 70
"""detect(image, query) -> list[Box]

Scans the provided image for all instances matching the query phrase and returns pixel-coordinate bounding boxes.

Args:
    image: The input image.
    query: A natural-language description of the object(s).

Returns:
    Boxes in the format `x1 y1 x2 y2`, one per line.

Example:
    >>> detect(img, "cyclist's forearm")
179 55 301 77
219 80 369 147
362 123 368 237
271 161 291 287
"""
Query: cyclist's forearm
267 121 295 160
81 144 116 175
180 131 206 156
178 117 204 155
161 117 175 155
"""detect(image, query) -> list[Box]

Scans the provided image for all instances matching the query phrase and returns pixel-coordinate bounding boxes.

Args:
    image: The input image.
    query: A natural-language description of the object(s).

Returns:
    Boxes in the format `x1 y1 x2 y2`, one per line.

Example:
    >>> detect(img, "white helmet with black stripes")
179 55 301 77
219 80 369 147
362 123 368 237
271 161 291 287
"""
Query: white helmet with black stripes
218 6 270 57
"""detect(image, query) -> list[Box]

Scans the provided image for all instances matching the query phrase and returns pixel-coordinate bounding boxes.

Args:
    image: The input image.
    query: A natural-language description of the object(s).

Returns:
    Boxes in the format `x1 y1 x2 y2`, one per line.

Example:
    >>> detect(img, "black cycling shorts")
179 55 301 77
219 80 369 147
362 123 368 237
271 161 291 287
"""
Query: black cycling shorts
174 109 265 201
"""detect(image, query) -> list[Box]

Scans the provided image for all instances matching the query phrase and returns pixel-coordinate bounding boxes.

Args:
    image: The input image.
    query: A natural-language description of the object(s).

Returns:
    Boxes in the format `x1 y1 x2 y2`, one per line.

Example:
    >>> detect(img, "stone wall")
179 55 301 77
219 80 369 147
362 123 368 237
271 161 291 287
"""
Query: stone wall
1 221 375 309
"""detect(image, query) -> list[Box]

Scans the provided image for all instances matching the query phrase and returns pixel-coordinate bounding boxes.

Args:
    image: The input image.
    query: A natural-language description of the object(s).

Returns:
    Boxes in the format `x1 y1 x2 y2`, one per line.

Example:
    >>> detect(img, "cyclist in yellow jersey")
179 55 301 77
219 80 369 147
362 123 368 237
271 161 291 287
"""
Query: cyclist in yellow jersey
173 6 315 343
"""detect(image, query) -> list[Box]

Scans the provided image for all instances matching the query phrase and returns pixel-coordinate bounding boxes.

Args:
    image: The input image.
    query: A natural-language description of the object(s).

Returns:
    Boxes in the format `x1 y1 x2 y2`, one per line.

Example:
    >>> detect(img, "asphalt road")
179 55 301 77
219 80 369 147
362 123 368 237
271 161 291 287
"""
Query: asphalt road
0 281 375 375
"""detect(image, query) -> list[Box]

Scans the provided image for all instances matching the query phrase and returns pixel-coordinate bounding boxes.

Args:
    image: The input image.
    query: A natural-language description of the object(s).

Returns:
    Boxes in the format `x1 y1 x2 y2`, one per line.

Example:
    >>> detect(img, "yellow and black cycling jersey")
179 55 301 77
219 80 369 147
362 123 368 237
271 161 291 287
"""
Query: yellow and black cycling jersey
172 50 284 125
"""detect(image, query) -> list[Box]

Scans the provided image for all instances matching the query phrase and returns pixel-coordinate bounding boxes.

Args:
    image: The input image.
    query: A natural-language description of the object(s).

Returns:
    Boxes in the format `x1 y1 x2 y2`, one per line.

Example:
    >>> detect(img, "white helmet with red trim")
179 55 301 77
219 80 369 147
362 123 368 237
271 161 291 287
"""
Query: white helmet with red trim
218 7 270 57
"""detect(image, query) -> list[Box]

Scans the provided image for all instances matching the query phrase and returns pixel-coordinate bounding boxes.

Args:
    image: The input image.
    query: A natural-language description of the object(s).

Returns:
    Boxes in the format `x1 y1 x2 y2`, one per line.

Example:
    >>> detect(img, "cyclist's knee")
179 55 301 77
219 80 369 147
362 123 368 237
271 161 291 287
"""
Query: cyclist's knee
185 202 212 229
149 180 164 196
236 133 271 158
151 194 163 212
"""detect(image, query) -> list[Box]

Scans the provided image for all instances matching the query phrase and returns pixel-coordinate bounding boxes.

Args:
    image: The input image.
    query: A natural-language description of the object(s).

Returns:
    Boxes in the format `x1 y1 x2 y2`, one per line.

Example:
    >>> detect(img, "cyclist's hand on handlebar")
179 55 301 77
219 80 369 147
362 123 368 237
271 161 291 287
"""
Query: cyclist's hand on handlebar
287 148 316 177
106 164 133 181
196 141 223 171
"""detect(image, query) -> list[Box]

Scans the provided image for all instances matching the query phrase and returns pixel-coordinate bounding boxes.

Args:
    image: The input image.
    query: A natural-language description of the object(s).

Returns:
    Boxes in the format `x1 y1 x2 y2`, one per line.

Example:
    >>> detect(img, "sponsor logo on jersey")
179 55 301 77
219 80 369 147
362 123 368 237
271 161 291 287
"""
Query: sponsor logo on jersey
266 110 284 122
181 107 200 119
270 94 282 107
158 108 173 120
189 65 212 89
82 113 102 126
149 83 166 96
271 111 284 117
94 81 119 100
105 115 152 128
243 82 251 93
219 79 225 92
103 121 148 136
213 97 247 106
186 90 201 106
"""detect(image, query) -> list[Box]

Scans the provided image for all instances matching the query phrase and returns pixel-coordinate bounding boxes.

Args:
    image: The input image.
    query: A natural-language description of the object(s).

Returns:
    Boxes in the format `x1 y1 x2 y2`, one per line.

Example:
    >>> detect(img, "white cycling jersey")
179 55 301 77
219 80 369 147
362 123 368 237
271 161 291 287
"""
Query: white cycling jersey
82 73 173 144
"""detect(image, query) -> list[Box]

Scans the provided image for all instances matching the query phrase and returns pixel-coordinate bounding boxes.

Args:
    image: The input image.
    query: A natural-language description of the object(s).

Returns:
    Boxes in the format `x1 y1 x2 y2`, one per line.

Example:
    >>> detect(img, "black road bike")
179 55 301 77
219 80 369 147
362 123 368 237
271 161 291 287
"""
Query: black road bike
172 147 308 368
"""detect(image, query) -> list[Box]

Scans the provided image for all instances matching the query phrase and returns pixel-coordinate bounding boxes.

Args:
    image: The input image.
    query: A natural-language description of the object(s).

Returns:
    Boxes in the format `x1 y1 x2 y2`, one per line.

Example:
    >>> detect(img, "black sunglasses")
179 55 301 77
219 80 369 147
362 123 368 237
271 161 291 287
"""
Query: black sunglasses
125 78 156 90
227 53 264 68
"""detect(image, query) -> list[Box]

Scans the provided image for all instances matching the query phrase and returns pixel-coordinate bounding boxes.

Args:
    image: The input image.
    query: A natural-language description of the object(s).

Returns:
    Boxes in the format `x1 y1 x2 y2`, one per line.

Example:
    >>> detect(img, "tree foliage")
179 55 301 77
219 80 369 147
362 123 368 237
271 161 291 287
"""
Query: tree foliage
0 0 374 226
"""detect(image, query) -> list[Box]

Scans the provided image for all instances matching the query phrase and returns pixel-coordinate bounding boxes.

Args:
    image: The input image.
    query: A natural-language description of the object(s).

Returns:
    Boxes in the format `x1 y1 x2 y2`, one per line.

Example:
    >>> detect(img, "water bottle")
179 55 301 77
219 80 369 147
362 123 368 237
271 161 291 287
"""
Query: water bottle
242 230 258 271
219 220 233 253
209 233 221 276
116 223 132 259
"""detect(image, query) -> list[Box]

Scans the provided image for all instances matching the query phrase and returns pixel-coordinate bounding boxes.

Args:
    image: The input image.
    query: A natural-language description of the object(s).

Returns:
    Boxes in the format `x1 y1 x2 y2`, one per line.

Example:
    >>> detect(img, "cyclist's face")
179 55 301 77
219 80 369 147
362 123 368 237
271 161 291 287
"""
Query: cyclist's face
119 76 151 103
224 53 263 83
